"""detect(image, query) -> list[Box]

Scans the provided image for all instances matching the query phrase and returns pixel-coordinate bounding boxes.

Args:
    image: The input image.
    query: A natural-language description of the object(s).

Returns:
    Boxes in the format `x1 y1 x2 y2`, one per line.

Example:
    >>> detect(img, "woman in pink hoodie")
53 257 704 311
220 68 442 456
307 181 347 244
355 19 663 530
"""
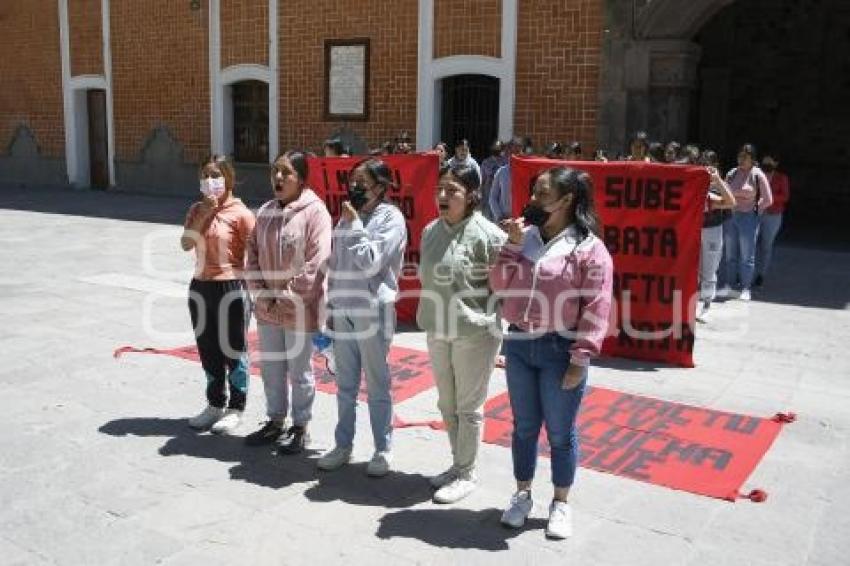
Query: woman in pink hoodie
489 166 613 540
244 151 333 455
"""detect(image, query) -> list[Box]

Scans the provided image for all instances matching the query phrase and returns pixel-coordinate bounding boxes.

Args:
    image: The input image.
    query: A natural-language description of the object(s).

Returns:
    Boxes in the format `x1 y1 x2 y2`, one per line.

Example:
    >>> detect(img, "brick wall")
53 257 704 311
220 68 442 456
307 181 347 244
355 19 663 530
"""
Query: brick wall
221 0 268 68
69 0 103 77
514 0 604 153
110 0 209 163
0 0 65 157
434 0 501 59
278 0 419 153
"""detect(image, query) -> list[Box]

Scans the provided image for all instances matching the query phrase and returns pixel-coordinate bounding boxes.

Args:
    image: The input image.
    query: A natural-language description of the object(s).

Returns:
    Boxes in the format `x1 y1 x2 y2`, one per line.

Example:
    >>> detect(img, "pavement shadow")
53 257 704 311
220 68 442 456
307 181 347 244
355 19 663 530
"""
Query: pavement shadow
376 508 546 551
303 463 431 509
99 417 189 437
592 357 672 372
98 417 320 490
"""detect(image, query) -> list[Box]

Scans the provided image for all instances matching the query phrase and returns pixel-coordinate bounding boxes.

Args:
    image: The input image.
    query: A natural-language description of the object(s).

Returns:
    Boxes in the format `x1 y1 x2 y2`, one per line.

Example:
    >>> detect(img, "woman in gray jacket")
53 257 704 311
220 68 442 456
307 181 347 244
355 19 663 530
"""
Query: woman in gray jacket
318 159 407 477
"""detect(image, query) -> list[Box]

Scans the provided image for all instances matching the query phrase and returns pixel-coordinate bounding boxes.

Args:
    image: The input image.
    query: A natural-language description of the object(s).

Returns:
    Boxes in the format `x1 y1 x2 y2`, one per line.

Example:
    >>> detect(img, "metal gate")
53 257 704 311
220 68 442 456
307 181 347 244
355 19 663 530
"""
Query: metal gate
440 75 499 163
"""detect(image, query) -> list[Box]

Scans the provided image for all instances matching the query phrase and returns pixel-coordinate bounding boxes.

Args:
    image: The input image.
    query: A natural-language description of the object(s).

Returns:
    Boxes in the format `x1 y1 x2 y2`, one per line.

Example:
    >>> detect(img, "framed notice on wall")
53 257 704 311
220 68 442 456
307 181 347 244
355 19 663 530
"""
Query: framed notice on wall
324 39 370 121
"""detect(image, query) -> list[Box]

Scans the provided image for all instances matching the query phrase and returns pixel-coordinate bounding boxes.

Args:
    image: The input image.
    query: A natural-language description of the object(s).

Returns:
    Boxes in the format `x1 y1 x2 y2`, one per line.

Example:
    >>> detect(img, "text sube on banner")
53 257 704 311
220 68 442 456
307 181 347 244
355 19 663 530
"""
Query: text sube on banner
510 157 710 367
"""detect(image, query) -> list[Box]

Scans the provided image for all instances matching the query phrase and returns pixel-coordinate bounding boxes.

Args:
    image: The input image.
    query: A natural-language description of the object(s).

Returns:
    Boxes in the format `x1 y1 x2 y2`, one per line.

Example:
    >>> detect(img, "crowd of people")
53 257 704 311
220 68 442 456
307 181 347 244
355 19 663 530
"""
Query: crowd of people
181 149 613 540
418 130 790 321
177 129 789 540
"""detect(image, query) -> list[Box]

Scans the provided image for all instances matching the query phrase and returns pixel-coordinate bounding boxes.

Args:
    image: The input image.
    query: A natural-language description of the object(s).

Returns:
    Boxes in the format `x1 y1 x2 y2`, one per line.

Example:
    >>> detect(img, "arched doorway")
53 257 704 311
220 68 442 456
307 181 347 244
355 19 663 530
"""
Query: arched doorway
230 80 269 164
439 74 500 163
692 0 850 236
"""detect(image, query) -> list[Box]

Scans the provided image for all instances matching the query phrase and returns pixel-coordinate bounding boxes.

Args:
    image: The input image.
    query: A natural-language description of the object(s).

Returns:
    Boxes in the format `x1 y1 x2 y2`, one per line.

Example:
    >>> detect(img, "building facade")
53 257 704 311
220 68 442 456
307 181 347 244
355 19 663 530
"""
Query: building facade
0 0 602 200
1 0 847 230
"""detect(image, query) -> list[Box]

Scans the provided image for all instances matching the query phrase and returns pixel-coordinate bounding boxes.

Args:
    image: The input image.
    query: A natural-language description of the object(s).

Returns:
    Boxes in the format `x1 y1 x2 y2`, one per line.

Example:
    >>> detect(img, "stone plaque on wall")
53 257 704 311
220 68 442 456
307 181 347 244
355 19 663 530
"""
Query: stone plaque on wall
325 39 370 121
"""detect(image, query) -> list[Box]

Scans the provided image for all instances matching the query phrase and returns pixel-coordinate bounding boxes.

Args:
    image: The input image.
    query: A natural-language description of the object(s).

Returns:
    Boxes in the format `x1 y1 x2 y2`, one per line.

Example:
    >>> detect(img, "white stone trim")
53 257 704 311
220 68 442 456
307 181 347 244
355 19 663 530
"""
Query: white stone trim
58 0 76 184
209 0 222 154
210 1 277 161
415 0 434 151
416 0 517 150
69 75 108 91
57 0 116 187
220 64 272 85
102 0 116 186
268 0 279 161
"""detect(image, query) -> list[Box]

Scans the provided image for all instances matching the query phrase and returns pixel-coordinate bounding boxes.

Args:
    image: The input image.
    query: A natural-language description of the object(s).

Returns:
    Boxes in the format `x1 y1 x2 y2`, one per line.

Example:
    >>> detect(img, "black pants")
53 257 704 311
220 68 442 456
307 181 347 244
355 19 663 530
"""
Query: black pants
188 279 251 410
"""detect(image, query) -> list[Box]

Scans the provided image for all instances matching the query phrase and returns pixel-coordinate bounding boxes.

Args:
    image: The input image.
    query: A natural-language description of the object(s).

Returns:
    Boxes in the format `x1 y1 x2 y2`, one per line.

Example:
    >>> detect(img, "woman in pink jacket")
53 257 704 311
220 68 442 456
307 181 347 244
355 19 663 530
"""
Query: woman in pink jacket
490 166 613 540
244 151 333 455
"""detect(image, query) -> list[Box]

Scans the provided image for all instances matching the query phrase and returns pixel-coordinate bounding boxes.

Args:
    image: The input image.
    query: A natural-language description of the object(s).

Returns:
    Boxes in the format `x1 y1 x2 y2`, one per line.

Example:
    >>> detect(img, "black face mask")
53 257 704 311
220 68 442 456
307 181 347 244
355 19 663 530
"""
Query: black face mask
521 203 550 228
347 181 371 211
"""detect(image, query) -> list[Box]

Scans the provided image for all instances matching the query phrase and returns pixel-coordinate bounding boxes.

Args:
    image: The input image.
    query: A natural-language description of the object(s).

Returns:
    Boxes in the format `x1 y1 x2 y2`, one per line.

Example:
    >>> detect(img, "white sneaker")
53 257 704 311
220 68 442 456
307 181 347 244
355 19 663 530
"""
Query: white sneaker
188 405 225 430
717 286 733 299
429 466 458 489
433 476 477 504
696 302 710 323
500 490 533 528
317 446 352 471
367 451 393 477
545 500 573 539
210 409 242 435
739 289 752 301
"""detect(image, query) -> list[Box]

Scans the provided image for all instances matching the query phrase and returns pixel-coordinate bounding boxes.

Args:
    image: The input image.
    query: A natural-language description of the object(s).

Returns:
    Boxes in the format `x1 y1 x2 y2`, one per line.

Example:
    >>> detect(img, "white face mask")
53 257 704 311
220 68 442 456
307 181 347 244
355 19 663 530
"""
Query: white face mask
200 177 226 198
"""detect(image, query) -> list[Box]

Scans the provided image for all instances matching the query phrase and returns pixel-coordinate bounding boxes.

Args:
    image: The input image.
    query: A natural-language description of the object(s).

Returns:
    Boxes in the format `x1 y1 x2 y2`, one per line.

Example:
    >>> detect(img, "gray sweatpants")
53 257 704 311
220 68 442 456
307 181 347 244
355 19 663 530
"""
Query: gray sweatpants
700 224 724 303
426 330 502 477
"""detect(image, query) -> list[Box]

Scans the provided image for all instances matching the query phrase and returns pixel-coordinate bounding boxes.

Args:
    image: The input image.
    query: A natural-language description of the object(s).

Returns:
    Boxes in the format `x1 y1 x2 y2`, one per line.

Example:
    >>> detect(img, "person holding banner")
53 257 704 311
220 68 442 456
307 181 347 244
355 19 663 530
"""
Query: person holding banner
243 151 332 453
697 151 736 322
626 131 650 162
488 136 525 221
181 155 255 434
318 159 408 477
722 144 773 301
480 140 506 219
417 162 507 504
489 166 613 539
754 152 790 289
447 139 482 182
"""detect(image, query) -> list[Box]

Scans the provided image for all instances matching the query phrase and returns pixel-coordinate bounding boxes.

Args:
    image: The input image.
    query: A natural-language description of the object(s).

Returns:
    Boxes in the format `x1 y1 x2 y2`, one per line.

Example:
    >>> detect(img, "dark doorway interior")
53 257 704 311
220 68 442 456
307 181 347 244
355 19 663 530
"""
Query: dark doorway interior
232 81 269 163
87 89 109 189
440 74 499 163
693 0 850 243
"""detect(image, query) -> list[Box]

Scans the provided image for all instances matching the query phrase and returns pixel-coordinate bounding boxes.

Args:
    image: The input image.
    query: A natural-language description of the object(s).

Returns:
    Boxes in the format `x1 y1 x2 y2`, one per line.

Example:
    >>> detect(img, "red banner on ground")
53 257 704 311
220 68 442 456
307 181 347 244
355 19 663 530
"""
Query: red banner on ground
115 343 788 501
510 158 709 367
483 388 785 501
306 154 440 324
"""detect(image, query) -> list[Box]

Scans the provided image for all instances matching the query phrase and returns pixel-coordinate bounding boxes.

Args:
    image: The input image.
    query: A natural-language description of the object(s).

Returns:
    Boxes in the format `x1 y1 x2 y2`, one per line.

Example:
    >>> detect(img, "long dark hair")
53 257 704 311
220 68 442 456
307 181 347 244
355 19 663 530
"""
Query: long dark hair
546 166 601 240
273 150 309 183
350 158 396 194
439 162 481 215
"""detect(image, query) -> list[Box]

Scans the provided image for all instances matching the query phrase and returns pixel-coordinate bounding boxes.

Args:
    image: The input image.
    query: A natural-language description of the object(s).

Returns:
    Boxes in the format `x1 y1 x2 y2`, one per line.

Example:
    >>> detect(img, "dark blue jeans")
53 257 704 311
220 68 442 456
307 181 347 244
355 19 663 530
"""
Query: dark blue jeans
504 329 587 488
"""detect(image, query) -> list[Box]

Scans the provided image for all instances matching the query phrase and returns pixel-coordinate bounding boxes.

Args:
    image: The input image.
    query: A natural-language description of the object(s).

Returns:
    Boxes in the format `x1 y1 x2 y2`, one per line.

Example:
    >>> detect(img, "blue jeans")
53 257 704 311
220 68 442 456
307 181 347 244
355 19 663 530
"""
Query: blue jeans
331 303 396 452
504 329 587 488
723 211 761 290
757 213 783 279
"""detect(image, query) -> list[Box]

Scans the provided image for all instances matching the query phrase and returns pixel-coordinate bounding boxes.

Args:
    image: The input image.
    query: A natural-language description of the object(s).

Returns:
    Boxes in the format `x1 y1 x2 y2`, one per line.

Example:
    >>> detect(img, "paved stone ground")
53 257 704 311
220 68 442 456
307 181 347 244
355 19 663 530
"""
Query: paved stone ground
1 185 849 565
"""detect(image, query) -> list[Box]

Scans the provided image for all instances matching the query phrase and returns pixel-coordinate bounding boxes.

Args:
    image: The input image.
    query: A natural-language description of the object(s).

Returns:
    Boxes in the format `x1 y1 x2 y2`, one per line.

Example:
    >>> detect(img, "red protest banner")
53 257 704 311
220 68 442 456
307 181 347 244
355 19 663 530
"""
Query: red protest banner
510 157 709 367
483 387 785 501
306 154 440 323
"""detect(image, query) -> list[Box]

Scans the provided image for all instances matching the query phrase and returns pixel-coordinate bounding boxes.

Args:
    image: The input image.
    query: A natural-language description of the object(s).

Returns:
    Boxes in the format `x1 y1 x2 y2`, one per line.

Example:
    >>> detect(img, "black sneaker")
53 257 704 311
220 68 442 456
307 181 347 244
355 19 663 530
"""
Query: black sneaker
276 426 309 455
244 421 284 446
